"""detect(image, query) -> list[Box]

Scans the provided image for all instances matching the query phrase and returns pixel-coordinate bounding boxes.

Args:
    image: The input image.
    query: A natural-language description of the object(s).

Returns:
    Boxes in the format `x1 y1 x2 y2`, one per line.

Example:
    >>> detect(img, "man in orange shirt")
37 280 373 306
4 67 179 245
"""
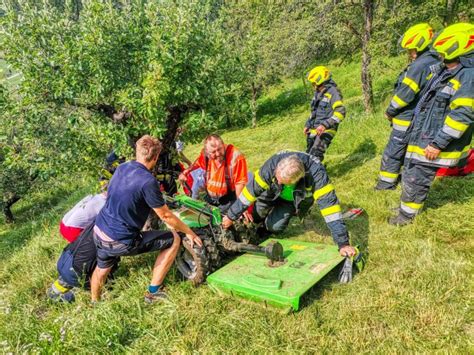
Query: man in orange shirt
179 134 249 218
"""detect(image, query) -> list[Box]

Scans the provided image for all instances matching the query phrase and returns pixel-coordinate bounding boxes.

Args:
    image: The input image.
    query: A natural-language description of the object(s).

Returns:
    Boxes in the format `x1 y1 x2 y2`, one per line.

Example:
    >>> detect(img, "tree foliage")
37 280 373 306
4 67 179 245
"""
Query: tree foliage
220 0 472 115
0 82 116 221
314 0 472 111
2 1 248 142
220 2 329 125
0 0 249 221
0 0 472 221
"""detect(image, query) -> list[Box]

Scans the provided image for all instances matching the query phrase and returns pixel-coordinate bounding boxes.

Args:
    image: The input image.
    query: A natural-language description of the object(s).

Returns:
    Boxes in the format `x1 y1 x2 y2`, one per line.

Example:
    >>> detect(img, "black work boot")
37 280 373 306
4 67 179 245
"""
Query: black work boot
388 213 413 226
375 174 401 191
374 181 396 191
47 279 75 303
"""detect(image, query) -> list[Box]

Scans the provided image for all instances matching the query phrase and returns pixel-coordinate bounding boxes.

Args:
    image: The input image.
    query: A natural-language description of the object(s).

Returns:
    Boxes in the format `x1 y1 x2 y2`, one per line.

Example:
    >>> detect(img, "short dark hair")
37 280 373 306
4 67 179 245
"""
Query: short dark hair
136 135 162 162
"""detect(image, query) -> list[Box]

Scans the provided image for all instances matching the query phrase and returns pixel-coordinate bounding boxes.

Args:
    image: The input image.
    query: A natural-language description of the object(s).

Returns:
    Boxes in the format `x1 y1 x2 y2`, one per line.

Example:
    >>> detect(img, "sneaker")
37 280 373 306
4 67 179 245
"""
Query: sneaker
144 290 168 304
388 213 413 226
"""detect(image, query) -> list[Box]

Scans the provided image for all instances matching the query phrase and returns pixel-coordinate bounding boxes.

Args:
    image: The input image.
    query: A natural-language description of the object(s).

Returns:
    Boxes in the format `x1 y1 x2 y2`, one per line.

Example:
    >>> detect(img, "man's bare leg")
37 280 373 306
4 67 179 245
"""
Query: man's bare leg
150 232 180 286
90 266 112 302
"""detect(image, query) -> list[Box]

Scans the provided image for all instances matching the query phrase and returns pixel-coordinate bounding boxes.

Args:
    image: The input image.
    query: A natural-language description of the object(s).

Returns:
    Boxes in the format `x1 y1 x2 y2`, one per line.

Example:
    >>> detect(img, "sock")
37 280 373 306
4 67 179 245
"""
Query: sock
148 285 161 294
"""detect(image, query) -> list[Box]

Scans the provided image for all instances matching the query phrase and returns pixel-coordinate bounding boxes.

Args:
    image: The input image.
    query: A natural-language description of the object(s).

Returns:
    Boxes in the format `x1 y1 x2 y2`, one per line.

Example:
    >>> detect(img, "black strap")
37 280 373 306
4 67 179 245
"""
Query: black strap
67 222 95 257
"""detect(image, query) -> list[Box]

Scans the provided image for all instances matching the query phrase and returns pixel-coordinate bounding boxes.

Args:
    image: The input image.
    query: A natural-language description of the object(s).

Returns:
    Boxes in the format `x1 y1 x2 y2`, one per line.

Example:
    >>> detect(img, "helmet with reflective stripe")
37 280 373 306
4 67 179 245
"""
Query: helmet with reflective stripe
433 23 474 60
307 66 331 86
400 23 434 52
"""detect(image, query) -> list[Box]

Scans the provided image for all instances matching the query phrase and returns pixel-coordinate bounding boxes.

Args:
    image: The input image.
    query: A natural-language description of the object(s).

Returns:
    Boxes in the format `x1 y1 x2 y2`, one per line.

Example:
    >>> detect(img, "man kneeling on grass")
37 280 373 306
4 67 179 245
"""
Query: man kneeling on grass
222 151 357 257
91 135 203 304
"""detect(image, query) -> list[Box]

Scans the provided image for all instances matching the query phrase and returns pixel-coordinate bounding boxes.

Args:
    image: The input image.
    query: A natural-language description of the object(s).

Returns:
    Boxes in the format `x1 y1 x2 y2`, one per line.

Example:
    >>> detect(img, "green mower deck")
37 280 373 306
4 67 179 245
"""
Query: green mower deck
207 239 344 311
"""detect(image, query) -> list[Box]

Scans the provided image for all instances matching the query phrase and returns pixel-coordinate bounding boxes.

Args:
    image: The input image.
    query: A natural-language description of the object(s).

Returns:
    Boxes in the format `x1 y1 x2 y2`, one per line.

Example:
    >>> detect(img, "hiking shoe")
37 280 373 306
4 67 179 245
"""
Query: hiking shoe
388 213 413 226
144 290 168 304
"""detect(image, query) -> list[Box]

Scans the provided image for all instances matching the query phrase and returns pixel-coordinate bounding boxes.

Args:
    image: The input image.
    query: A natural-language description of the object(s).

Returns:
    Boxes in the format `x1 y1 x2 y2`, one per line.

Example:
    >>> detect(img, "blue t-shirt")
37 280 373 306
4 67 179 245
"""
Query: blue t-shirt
95 160 165 244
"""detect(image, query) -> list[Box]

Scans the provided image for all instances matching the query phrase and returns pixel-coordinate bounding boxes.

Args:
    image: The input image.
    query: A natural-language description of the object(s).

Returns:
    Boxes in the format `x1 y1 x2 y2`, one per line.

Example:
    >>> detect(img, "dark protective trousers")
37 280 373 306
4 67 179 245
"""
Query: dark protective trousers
399 160 438 218
306 133 334 161
378 129 409 189
252 197 296 233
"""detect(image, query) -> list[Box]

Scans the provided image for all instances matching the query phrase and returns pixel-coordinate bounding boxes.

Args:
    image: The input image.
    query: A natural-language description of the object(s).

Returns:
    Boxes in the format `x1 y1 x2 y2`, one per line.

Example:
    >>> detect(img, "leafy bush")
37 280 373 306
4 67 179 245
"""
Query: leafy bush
0 0 250 220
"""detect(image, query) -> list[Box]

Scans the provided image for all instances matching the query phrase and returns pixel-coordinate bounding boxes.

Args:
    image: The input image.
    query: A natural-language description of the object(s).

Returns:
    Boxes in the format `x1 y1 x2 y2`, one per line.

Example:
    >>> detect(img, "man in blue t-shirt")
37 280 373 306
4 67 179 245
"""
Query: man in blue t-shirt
91 135 203 304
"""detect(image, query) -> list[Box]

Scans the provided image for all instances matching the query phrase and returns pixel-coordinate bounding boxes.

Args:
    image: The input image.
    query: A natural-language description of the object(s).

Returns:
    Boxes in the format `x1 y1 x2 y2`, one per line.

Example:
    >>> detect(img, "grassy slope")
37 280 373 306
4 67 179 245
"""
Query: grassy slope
0 57 473 353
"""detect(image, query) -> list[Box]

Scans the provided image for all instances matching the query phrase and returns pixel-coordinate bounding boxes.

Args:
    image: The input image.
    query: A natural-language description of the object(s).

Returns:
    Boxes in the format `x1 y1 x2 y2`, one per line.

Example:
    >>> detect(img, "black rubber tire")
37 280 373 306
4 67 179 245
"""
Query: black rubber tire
175 238 208 286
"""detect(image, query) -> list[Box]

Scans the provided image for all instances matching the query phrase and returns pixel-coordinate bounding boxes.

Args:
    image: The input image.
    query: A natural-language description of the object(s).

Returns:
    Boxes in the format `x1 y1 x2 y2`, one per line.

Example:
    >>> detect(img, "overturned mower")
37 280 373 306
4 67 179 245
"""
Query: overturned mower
165 195 364 311
166 194 284 285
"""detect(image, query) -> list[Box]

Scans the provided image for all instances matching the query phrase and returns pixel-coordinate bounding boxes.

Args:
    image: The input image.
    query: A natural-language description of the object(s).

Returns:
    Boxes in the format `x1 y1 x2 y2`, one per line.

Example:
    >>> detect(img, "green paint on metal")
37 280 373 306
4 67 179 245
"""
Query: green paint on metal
172 207 210 228
173 194 222 225
207 239 344 311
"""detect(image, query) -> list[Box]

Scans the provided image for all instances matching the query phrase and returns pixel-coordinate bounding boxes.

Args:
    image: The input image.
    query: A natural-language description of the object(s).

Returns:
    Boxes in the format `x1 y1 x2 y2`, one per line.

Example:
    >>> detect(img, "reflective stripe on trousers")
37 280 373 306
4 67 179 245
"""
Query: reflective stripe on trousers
378 129 409 186
399 161 438 218
379 171 399 183
400 201 423 215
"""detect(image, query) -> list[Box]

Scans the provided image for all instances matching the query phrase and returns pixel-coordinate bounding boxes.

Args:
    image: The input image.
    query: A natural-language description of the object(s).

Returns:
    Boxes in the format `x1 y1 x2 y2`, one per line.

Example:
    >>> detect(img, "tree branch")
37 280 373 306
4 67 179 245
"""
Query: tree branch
345 21 363 44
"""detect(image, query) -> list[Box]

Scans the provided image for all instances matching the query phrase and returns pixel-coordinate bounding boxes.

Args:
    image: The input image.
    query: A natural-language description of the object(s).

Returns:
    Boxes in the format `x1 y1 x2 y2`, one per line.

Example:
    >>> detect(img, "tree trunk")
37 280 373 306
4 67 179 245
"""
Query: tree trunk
94 104 131 124
71 0 82 21
251 83 258 128
302 72 311 100
3 194 20 224
162 105 189 153
444 0 456 25
361 0 374 113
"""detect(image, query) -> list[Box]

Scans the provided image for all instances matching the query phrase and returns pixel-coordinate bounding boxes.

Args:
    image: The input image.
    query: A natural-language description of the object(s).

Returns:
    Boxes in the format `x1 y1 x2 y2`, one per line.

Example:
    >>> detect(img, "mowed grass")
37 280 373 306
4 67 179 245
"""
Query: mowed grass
0 57 473 353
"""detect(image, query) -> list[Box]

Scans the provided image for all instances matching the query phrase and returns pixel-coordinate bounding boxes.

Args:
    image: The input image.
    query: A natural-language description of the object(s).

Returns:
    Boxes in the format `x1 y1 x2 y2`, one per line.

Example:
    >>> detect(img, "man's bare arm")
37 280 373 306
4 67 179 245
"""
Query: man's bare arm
153 205 202 247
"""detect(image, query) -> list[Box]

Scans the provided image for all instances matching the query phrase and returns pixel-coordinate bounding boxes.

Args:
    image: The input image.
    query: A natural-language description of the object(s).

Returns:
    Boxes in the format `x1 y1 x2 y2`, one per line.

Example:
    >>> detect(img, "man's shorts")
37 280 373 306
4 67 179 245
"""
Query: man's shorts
94 230 175 269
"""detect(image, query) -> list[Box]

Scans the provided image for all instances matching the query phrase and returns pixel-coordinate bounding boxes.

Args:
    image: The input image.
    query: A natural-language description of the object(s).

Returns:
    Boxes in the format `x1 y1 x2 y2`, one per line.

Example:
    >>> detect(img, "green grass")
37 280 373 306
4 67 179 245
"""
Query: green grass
1 57 473 353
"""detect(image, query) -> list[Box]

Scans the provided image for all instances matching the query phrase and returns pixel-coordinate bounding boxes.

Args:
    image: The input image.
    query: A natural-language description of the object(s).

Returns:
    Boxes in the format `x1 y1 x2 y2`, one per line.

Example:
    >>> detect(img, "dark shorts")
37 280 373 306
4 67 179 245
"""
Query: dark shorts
94 230 175 269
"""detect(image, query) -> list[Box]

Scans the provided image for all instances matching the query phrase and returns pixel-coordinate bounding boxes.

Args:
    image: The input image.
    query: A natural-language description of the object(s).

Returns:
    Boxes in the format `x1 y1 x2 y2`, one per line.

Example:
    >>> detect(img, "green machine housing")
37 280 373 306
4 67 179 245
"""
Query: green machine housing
207 239 344 311
170 194 222 228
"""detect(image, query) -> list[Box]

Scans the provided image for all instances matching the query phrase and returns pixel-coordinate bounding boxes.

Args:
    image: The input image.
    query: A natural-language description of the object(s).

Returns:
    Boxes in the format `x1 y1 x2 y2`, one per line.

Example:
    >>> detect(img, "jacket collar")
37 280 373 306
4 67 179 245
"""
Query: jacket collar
442 62 464 78
418 49 439 61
